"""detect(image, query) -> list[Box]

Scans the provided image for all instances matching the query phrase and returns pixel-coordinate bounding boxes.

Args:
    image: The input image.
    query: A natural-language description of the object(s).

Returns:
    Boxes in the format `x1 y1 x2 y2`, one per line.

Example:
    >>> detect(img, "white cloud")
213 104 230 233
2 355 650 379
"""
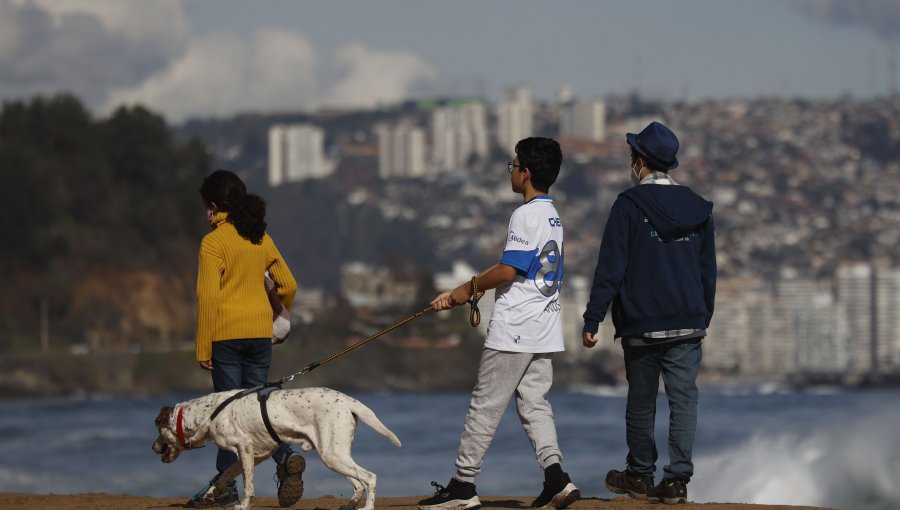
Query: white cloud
104 29 318 121
324 42 438 109
0 1 438 121
0 0 188 107
106 35 438 121
28 0 189 53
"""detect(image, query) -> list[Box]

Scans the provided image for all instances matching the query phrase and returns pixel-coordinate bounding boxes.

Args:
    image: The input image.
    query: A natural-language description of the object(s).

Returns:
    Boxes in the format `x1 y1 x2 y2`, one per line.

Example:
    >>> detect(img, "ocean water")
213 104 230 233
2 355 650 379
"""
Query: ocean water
1 386 899 509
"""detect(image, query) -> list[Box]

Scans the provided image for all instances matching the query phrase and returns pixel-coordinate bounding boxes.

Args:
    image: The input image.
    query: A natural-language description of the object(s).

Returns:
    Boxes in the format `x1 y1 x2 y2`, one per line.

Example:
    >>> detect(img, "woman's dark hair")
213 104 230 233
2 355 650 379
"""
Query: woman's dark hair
515 137 562 192
200 170 267 244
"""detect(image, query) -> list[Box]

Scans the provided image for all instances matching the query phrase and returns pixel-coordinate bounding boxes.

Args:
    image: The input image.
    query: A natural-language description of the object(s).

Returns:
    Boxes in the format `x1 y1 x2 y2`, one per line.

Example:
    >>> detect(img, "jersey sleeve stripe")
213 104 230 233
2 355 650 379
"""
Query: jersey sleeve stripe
500 249 538 273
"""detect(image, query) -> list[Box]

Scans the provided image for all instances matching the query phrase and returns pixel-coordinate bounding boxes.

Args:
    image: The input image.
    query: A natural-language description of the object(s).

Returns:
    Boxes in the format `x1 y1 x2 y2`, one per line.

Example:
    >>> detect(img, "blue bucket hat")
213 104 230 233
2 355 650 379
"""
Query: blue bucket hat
626 121 679 171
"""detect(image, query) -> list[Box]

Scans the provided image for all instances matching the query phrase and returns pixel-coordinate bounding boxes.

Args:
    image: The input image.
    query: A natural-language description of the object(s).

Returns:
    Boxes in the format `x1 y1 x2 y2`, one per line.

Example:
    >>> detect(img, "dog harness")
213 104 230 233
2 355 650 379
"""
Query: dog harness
208 383 283 445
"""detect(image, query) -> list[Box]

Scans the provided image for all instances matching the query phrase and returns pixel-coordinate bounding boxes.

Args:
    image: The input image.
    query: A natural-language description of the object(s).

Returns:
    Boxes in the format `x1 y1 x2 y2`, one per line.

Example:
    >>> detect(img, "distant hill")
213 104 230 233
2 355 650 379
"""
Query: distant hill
0 94 210 353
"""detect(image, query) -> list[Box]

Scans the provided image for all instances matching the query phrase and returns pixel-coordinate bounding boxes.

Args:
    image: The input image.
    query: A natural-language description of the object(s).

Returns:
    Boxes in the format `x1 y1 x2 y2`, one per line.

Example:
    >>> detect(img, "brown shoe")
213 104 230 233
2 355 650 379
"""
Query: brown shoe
276 453 306 507
604 469 653 500
648 479 688 504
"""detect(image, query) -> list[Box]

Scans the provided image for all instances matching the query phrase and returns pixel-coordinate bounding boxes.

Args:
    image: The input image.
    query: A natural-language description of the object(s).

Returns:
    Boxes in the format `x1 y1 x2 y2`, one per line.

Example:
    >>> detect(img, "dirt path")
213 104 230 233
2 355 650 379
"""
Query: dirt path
0 493 834 510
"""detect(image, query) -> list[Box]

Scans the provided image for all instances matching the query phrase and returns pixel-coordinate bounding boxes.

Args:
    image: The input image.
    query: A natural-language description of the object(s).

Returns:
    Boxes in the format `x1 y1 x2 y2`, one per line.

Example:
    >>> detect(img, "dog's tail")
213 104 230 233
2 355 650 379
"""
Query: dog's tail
350 400 402 448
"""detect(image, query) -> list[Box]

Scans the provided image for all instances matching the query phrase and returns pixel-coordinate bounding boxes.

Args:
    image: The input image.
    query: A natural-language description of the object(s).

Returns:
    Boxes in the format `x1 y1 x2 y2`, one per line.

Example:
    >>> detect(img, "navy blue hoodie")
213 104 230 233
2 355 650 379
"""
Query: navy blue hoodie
582 184 716 338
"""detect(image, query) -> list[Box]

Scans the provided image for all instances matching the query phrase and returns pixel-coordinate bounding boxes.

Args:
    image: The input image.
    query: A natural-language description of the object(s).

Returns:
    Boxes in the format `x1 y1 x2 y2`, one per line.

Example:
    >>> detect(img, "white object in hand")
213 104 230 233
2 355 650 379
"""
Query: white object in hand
273 313 291 344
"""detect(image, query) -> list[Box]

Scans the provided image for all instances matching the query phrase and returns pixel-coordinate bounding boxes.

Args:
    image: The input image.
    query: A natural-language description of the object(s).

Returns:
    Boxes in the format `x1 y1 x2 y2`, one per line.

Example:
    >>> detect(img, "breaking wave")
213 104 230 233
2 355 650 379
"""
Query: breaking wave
692 406 900 509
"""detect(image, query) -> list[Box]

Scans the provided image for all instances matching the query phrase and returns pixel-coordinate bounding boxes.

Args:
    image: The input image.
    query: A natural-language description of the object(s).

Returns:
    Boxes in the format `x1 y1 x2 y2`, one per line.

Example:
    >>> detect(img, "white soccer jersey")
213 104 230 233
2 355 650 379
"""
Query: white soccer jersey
484 195 565 353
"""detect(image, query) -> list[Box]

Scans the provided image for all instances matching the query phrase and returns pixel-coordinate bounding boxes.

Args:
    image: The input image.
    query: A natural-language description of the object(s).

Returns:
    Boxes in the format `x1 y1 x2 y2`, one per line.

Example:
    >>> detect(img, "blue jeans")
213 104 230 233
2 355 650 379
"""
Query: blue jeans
211 338 291 475
623 338 702 482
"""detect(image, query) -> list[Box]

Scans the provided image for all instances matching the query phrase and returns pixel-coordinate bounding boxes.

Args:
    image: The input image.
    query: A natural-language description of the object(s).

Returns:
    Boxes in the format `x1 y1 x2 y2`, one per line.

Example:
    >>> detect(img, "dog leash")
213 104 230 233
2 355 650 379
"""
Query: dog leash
279 279 484 384
467 276 485 327
198 307 435 446
191 292 483 448
279 305 435 384
193 306 437 445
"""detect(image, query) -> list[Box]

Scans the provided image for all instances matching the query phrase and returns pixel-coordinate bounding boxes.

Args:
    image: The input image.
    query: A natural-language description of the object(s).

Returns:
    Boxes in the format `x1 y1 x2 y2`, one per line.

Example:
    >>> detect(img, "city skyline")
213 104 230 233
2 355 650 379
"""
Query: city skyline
2 0 900 123
252 91 900 382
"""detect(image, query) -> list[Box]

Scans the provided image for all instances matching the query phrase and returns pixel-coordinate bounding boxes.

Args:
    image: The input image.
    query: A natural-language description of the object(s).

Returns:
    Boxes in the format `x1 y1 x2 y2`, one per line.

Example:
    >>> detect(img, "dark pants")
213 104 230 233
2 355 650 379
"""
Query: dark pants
623 338 702 482
211 338 290 475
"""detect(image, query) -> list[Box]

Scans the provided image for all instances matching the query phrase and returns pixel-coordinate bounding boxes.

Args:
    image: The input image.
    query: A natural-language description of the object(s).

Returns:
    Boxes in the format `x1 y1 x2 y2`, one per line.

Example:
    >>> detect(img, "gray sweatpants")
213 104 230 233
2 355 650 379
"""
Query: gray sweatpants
455 348 563 482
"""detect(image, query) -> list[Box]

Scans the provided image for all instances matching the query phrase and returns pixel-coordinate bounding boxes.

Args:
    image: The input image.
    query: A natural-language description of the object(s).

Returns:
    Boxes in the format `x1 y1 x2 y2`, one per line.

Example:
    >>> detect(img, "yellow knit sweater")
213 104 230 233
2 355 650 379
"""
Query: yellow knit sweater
195 212 297 361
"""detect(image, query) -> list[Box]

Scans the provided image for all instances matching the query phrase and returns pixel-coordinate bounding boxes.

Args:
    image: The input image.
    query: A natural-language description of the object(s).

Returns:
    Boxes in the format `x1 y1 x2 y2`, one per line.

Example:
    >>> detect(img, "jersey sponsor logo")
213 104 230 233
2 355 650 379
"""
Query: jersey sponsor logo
548 217 562 227
508 231 529 246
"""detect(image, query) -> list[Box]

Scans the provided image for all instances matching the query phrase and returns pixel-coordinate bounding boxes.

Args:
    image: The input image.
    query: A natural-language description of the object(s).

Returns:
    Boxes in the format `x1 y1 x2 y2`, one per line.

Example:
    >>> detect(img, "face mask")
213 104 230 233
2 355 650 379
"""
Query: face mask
630 161 642 186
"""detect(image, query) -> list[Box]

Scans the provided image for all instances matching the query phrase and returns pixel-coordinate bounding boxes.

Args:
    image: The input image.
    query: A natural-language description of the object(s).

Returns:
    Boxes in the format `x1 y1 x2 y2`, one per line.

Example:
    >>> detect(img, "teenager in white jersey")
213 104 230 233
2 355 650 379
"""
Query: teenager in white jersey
418 138 579 510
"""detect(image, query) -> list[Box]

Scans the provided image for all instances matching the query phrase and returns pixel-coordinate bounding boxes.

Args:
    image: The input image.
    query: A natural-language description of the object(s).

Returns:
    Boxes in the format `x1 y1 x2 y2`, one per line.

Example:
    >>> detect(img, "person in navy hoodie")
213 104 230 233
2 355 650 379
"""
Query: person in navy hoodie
581 121 716 505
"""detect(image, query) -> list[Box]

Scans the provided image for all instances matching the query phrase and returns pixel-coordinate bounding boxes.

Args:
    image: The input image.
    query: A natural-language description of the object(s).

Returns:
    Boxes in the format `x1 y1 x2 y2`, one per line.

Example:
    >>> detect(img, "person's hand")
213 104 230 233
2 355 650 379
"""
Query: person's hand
449 285 472 307
582 332 598 348
199 359 214 370
431 285 473 311
431 291 454 311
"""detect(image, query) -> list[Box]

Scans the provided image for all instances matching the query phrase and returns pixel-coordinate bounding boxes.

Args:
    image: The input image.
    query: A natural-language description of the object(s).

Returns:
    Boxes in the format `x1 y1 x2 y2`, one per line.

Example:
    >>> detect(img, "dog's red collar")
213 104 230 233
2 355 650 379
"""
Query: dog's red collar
176 406 195 449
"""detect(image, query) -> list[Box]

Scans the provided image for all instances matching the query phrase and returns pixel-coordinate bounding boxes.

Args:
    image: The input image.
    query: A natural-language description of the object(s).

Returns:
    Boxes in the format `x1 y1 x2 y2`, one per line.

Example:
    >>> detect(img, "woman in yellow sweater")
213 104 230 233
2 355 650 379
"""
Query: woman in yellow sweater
191 170 304 508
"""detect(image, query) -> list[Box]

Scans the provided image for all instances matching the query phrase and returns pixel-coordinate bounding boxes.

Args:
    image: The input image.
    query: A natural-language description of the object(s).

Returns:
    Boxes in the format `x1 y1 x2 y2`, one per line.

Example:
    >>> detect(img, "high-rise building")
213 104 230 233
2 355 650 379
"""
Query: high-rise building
560 99 606 142
268 124 332 186
742 290 781 375
707 269 900 379
874 265 900 372
706 277 772 374
495 85 533 155
431 101 488 171
797 292 846 374
376 123 427 179
778 278 843 374
836 263 875 374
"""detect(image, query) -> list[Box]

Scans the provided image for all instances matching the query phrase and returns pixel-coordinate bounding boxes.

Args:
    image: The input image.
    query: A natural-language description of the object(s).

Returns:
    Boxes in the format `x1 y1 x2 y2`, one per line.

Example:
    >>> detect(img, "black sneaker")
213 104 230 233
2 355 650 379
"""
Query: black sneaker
530 472 580 509
275 452 306 507
604 469 654 500
418 479 481 510
649 479 688 505
186 475 239 508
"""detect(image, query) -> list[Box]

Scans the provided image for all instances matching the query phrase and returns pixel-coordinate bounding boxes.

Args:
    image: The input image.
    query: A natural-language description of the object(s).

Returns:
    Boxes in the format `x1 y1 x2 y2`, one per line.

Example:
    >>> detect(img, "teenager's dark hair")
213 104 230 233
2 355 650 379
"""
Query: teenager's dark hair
515 137 562 192
199 170 267 244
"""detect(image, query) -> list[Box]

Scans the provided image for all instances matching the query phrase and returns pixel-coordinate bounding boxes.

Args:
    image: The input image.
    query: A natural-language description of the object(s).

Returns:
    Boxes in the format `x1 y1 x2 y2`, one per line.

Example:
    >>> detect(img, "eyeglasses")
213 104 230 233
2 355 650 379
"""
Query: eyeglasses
507 161 521 174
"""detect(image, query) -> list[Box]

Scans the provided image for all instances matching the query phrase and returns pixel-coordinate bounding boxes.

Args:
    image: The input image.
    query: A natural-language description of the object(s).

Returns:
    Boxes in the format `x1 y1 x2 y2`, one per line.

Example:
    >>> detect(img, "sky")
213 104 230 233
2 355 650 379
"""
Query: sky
1 0 899 122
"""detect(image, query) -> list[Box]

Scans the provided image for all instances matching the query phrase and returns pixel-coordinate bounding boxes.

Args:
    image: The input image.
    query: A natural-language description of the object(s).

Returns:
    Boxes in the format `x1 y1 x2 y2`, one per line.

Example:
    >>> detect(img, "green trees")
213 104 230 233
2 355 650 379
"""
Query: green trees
0 94 210 352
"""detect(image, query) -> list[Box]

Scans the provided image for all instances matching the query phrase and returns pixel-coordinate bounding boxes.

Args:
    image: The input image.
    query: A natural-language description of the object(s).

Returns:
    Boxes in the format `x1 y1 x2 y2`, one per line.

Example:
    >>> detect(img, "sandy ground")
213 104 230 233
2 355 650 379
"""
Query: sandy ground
0 493 834 510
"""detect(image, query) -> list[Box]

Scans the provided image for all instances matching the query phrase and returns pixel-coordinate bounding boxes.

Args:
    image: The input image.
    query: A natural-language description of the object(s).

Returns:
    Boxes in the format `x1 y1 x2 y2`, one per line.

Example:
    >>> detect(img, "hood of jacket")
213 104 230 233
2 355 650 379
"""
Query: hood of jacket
620 184 713 241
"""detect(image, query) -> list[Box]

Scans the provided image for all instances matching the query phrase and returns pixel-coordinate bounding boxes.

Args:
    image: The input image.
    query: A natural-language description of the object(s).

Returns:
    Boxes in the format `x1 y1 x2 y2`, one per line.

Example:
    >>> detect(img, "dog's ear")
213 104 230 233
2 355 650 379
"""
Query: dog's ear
155 407 174 429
